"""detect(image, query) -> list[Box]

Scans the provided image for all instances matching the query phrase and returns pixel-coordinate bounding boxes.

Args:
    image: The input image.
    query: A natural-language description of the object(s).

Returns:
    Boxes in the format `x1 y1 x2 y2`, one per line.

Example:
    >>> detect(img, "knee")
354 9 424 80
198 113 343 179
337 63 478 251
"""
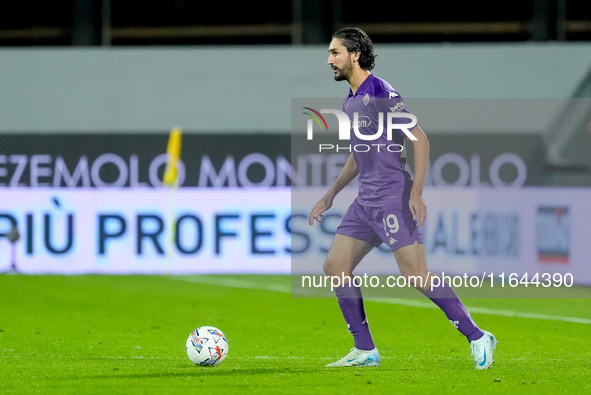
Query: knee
323 258 348 277
322 259 336 276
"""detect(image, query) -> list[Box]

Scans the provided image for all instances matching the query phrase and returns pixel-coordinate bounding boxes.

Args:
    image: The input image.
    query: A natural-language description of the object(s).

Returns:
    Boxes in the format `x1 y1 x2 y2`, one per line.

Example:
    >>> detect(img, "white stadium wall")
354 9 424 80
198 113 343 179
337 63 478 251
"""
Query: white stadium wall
1 43 591 134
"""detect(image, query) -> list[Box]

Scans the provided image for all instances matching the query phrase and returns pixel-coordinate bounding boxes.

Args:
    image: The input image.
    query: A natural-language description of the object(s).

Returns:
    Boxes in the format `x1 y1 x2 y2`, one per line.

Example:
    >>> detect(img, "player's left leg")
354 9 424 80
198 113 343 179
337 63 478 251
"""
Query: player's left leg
374 202 497 369
394 242 482 339
393 242 497 369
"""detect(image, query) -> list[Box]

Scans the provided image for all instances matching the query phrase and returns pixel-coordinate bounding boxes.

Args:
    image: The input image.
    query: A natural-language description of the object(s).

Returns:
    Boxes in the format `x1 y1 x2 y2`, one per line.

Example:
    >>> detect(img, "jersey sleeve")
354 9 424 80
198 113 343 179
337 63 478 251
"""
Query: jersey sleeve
374 89 412 139
376 89 408 113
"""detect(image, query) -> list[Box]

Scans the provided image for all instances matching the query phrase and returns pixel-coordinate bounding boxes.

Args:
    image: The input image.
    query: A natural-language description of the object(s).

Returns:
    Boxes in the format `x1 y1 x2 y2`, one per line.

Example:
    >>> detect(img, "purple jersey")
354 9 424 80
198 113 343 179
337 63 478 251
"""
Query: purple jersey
343 74 414 207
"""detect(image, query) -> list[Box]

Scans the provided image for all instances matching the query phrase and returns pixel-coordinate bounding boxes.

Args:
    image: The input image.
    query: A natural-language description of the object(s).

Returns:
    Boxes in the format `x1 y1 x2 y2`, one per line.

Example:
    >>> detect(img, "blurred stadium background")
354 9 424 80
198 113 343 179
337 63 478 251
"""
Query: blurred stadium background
0 0 590 280
1 2 591 393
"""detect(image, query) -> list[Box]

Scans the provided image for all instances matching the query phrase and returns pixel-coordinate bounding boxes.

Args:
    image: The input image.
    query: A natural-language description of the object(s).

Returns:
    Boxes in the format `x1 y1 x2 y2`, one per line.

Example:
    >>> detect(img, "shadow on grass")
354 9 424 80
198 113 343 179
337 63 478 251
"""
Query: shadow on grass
77 366 318 380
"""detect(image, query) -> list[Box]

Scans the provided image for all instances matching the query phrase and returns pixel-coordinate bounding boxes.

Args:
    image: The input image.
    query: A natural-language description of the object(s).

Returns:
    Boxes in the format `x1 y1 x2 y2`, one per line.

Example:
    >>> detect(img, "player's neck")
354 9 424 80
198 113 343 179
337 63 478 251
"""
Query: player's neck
348 69 371 95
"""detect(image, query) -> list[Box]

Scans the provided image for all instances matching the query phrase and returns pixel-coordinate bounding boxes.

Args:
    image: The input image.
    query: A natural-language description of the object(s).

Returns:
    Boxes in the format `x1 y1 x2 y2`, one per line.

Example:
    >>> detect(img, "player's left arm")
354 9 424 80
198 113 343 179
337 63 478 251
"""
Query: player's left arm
407 125 429 227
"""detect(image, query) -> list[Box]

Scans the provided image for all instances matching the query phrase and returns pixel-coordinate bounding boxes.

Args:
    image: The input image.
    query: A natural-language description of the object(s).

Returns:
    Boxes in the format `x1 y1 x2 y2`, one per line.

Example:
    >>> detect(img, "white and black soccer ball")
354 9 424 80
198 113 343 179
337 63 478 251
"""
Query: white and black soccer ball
186 326 228 366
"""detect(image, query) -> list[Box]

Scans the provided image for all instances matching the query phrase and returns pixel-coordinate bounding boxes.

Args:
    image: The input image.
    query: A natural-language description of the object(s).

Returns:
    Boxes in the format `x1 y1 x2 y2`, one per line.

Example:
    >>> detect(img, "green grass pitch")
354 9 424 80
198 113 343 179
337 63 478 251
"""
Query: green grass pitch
1 274 590 394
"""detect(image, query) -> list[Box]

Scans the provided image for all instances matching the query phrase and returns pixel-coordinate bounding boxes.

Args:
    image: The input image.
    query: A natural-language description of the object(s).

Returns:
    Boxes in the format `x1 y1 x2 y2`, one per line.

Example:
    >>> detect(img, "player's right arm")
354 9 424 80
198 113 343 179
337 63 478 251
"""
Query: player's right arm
308 153 359 225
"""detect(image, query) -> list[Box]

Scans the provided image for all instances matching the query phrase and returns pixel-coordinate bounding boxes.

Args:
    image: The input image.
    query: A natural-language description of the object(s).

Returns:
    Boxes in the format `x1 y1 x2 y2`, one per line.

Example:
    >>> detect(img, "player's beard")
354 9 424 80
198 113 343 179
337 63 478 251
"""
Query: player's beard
333 57 353 82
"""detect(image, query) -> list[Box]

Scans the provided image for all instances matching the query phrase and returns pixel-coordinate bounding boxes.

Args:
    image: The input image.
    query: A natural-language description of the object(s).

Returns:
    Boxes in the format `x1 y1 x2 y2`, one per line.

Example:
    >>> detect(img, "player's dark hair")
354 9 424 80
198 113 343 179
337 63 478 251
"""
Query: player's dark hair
332 27 377 71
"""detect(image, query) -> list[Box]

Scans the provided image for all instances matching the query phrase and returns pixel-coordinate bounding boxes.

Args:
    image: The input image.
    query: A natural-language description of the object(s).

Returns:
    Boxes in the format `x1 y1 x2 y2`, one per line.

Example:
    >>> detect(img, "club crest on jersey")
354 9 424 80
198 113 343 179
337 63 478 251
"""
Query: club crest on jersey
363 93 370 106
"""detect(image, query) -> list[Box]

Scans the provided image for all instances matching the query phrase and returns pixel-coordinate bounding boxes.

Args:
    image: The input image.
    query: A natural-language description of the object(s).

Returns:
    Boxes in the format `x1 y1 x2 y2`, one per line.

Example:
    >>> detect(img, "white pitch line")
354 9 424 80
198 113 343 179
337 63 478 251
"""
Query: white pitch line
370 298 591 325
172 276 591 325
174 275 292 293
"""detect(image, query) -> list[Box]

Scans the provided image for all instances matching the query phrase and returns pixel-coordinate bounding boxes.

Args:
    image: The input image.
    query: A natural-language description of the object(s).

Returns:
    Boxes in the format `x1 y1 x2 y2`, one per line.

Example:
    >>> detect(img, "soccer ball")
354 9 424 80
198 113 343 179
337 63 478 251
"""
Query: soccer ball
186 326 228 366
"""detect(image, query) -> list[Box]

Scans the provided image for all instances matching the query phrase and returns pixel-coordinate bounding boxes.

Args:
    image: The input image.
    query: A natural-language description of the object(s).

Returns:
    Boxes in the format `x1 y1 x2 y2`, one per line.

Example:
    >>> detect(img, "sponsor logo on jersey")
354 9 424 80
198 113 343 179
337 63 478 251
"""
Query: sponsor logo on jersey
390 101 407 113
350 115 371 129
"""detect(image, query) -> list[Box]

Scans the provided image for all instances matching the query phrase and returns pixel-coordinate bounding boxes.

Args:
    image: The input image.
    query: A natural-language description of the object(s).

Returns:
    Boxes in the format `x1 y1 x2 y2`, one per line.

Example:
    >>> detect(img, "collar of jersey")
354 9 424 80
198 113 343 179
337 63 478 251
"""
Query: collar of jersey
347 73 375 98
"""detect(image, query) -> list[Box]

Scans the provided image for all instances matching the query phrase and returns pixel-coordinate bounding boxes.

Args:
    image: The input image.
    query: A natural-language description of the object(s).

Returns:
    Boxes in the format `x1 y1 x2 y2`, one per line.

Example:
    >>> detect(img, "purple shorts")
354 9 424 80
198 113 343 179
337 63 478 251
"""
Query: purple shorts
336 199 424 251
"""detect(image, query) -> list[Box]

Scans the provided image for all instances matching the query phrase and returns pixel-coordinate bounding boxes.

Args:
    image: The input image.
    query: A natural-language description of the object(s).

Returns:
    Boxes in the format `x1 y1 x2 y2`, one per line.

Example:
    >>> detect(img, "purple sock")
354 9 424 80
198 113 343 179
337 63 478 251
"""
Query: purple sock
335 282 375 351
424 280 484 342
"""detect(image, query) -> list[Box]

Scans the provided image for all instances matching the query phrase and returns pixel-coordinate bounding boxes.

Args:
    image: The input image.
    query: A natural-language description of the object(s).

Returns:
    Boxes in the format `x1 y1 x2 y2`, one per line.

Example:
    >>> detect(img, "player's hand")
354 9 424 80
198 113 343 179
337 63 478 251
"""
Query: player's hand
409 192 427 227
308 195 334 225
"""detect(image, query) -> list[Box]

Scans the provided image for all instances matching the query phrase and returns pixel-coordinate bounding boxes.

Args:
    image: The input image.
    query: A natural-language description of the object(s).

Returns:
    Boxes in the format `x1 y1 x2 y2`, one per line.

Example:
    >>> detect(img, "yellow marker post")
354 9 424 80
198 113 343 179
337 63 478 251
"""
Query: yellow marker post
164 127 182 275
163 127 182 186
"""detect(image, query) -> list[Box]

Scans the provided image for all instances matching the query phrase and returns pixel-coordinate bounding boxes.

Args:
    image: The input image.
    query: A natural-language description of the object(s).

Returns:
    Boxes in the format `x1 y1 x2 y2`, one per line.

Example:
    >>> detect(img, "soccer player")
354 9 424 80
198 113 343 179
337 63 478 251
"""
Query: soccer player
308 27 497 369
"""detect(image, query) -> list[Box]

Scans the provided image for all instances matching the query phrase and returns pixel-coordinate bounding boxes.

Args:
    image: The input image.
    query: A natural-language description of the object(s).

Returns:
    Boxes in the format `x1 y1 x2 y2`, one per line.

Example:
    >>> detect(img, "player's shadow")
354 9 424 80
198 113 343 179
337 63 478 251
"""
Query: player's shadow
80 366 314 380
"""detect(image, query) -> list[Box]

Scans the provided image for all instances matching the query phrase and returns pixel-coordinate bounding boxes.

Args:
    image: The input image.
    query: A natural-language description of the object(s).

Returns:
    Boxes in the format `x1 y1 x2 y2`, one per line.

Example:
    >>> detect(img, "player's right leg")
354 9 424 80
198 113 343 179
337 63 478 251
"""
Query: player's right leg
323 234 380 367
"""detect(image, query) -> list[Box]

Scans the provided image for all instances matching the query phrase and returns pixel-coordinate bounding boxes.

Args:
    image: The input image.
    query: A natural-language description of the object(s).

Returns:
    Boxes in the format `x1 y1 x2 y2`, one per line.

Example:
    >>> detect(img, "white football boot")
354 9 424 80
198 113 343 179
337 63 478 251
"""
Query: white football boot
326 347 381 367
470 330 498 369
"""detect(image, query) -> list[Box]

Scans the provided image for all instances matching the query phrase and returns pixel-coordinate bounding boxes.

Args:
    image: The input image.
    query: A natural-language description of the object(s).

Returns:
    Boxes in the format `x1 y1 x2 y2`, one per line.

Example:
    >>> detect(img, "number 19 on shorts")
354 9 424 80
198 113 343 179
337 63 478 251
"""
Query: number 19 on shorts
383 214 399 237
